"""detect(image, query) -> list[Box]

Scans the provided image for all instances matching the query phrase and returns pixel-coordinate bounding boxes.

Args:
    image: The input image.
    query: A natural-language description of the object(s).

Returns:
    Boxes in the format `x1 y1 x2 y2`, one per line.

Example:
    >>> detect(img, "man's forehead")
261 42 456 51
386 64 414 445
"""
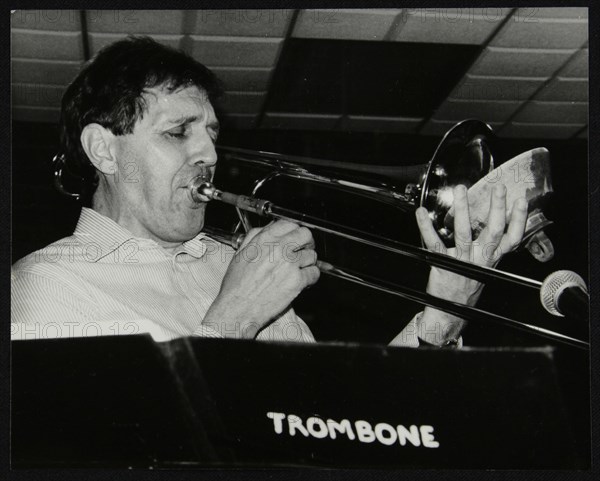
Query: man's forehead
142 85 215 124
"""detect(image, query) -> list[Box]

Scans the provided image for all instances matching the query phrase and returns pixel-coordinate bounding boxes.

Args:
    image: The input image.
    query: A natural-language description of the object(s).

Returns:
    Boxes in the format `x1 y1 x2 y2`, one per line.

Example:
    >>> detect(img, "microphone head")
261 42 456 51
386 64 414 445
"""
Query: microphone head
540 270 587 317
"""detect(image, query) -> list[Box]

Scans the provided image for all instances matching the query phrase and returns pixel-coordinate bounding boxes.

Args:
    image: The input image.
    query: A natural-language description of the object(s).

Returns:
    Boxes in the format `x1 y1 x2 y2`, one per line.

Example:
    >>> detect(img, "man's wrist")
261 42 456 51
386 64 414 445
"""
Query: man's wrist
417 336 462 348
202 296 262 340
417 307 466 347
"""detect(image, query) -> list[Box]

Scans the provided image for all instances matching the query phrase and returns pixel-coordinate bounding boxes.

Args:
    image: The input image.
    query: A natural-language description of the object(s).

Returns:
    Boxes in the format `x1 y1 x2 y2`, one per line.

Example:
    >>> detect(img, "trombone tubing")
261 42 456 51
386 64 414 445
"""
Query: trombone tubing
203 226 588 350
193 182 542 291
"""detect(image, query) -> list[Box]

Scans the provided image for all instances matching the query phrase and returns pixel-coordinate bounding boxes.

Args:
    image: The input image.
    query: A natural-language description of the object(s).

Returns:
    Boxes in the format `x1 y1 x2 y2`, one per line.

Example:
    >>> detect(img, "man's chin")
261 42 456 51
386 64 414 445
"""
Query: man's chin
167 225 204 243
168 208 206 240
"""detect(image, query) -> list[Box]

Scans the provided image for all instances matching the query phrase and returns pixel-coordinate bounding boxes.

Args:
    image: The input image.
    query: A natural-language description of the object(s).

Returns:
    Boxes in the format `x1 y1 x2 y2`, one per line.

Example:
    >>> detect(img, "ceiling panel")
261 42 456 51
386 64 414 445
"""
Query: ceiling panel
12 58 82 85
267 39 480 116
266 38 343 114
10 8 589 140
395 9 508 45
432 99 523 122
293 9 400 41
11 9 81 31
13 106 61 123
190 36 283 67
449 74 546 101
218 113 258 129
261 113 341 130
531 7 588 19
535 77 588 102
339 115 422 133
191 9 293 37
561 49 588 78
512 101 587 124
209 67 273 91
420 118 503 136
12 30 83 61
89 33 183 55
490 15 588 50
470 46 575 77
215 92 266 114
499 121 585 139
12 83 66 108
85 9 184 34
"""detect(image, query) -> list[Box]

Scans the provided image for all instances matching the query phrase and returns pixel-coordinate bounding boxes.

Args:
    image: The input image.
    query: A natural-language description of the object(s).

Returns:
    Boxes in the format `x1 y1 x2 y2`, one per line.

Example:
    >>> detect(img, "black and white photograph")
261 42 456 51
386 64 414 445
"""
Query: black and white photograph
8 6 592 472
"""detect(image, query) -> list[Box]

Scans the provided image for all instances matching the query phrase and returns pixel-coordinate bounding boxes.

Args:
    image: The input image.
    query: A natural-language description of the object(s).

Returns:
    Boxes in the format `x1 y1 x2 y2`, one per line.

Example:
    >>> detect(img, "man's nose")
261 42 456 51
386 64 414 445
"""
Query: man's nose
189 133 217 167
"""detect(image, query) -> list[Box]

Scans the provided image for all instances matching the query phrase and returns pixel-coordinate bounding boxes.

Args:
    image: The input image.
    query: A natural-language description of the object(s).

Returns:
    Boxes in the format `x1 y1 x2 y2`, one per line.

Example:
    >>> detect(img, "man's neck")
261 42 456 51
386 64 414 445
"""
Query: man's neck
91 190 185 255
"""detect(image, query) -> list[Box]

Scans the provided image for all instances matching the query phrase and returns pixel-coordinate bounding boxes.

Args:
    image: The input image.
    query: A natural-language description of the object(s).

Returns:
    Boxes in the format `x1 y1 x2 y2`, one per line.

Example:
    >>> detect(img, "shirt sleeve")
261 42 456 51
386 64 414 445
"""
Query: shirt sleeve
388 311 463 348
11 268 182 343
256 308 316 343
12 268 99 339
387 312 421 347
193 308 314 343
191 324 224 339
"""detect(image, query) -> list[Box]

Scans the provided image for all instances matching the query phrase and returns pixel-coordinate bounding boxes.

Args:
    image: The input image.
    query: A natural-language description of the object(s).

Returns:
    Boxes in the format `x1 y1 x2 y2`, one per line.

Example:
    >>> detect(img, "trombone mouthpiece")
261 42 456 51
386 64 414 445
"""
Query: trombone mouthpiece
188 175 217 203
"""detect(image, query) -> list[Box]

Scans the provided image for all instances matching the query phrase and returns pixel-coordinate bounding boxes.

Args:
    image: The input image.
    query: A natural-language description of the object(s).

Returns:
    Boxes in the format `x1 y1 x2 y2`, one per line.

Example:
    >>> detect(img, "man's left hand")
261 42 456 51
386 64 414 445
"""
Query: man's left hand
414 183 528 346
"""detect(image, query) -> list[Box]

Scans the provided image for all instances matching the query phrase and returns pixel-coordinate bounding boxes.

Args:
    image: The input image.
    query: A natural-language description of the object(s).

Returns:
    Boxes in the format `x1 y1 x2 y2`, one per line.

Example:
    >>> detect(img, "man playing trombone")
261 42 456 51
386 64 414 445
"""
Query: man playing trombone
11 37 528 347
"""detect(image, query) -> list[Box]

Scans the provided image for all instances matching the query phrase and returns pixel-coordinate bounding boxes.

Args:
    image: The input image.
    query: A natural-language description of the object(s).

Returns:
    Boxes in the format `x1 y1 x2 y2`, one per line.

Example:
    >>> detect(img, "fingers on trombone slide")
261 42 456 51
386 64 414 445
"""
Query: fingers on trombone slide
452 185 472 245
415 207 446 255
499 197 528 254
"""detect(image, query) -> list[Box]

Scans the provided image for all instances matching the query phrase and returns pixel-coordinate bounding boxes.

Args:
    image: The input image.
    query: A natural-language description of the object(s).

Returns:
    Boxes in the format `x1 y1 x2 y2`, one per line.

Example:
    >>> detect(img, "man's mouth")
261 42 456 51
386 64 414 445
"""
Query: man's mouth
186 173 214 203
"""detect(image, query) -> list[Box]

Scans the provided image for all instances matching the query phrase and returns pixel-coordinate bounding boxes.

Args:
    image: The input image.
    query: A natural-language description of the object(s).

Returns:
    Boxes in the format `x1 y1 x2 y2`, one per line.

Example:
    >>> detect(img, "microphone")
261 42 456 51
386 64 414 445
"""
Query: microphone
540 270 589 320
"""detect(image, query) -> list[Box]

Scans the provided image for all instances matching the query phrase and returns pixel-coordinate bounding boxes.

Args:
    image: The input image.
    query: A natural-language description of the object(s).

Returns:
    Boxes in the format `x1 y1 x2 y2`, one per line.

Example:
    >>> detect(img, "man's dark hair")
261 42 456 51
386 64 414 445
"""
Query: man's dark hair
59 35 223 203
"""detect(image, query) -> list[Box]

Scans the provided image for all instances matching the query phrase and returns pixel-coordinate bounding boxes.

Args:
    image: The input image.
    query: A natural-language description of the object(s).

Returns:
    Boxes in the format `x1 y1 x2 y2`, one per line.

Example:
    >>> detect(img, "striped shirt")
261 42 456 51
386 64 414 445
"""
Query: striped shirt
12 207 420 346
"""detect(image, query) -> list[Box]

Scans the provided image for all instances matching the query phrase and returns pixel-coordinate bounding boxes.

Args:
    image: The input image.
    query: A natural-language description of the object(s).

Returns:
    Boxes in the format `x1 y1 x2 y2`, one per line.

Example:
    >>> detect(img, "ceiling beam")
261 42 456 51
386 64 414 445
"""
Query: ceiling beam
79 10 90 61
255 9 299 128
415 8 517 135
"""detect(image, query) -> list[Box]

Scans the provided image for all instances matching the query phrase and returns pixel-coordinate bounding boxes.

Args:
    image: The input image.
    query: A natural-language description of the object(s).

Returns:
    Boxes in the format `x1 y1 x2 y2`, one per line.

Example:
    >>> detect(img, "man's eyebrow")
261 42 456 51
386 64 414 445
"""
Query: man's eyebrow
161 116 220 133
163 115 199 126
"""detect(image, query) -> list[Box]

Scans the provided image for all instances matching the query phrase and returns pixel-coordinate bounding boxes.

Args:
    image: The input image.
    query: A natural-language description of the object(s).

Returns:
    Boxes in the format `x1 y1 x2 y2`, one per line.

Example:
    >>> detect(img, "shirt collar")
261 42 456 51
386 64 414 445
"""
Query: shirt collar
180 235 208 258
74 207 209 259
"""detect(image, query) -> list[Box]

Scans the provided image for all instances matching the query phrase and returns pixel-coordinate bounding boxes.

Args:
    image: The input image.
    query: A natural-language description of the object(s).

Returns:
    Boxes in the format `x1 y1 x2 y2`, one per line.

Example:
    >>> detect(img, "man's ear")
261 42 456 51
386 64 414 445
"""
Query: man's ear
80 123 117 175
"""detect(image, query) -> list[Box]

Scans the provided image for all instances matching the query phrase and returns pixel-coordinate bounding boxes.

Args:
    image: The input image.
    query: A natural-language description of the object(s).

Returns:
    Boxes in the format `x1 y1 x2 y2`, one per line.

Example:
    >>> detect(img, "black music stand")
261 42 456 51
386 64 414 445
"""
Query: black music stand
11 334 589 469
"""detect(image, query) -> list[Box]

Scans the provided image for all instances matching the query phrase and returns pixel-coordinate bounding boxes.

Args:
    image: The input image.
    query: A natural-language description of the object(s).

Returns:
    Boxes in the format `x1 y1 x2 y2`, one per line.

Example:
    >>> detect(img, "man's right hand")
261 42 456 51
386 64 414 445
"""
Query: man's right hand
202 220 320 339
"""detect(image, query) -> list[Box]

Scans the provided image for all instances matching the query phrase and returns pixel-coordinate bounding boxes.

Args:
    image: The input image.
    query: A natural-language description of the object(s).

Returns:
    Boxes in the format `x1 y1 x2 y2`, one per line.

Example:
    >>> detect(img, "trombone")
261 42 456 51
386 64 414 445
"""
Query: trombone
189 177 589 350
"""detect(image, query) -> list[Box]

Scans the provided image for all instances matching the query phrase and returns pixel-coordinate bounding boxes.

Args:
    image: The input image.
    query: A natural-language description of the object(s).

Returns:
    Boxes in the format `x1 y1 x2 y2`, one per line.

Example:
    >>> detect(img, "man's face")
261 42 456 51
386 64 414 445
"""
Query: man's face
109 85 219 245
